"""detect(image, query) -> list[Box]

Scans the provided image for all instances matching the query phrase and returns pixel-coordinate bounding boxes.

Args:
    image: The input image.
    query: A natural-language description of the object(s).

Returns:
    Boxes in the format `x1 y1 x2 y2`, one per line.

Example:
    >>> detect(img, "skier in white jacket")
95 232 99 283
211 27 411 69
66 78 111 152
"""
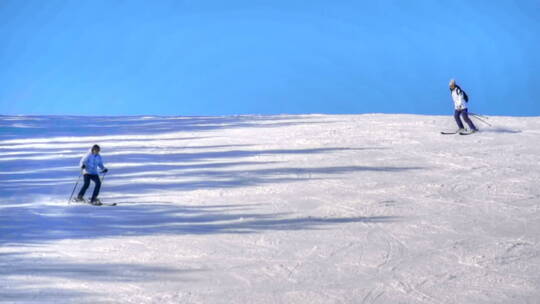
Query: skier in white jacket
449 79 478 133
75 144 108 205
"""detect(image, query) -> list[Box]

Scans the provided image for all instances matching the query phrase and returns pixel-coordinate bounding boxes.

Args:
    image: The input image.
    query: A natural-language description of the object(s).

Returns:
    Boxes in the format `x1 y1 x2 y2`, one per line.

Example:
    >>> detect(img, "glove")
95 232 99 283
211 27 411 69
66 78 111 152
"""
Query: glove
101 168 108 173
81 165 86 169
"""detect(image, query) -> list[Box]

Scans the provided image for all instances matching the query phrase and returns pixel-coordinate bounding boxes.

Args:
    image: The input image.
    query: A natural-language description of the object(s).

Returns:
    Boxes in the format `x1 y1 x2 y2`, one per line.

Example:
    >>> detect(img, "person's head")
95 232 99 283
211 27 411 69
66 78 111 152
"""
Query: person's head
91 144 101 155
449 79 456 90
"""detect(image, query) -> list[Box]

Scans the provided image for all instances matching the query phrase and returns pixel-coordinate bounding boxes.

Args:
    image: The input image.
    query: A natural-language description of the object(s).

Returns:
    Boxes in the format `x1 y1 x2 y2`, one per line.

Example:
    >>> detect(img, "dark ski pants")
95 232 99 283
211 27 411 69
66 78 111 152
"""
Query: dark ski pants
78 174 101 200
454 109 477 131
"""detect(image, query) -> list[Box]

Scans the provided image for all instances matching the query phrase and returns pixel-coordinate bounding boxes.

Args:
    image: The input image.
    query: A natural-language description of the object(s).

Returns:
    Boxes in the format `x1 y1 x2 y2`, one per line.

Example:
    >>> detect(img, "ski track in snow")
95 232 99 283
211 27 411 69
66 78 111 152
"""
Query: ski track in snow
1 114 539 303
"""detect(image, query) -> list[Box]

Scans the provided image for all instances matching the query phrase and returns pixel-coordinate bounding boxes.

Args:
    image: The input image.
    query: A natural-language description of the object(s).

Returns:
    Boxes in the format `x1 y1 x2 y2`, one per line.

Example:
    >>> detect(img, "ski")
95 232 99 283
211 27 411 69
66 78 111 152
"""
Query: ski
98 202 117 206
459 131 477 136
70 199 116 206
441 131 458 135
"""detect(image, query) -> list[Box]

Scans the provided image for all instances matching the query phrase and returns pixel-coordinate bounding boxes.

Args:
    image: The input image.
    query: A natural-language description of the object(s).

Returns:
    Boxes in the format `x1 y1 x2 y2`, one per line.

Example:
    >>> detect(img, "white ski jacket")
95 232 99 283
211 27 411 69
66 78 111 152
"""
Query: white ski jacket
451 86 467 110
80 150 106 175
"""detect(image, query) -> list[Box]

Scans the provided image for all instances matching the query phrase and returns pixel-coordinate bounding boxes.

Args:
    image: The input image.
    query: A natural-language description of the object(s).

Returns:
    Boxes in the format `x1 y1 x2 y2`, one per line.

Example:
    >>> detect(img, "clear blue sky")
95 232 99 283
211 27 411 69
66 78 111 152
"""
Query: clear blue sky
1 0 539 116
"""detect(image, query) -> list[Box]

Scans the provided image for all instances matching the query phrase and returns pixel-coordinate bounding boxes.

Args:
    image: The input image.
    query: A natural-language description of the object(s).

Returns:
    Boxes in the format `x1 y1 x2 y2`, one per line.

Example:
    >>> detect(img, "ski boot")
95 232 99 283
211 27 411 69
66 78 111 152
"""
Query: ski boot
90 198 102 206
72 196 86 203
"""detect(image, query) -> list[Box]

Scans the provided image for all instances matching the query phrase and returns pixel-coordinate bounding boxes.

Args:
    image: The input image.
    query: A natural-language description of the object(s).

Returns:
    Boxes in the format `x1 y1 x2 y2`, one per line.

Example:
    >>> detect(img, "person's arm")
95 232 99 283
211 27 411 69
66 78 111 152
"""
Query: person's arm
455 88 466 109
80 154 89 169
98 156 108 173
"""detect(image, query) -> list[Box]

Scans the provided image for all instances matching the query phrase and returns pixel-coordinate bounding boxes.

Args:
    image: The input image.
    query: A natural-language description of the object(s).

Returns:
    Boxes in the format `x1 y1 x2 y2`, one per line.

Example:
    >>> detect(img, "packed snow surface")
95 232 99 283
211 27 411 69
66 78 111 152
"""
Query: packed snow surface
1 114 539 303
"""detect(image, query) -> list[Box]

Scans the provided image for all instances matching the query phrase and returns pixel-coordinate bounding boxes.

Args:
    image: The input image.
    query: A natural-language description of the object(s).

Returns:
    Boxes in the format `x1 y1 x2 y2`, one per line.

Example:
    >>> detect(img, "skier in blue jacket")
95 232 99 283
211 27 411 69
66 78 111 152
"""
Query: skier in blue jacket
449 79 478 133
75 144 108 205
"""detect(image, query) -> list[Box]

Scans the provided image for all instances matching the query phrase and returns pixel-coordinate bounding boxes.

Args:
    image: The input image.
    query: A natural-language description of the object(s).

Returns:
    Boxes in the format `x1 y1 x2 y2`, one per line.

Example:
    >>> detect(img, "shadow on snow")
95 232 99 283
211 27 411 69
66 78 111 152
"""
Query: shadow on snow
0 115 337 141
0 202 398 298
0 203 400 247
0 145 403 198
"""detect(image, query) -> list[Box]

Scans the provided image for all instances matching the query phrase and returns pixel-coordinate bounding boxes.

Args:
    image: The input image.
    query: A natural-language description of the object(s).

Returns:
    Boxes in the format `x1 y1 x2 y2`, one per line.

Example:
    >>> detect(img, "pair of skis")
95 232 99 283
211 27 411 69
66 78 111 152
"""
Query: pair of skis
441 130 477 136
71 198 117 207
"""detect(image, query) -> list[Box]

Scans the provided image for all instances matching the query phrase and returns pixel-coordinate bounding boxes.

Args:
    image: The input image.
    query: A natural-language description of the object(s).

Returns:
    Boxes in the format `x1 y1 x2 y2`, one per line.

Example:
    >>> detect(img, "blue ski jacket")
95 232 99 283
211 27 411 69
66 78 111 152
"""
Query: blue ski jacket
80 150 106 175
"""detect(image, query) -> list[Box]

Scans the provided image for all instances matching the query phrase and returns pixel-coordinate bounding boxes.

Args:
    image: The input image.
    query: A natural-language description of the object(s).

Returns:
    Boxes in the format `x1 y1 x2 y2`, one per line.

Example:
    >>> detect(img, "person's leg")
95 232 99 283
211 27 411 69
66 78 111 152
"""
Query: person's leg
461 109 478 131
78 174 91 198
454 110 465 130
90 174 102 201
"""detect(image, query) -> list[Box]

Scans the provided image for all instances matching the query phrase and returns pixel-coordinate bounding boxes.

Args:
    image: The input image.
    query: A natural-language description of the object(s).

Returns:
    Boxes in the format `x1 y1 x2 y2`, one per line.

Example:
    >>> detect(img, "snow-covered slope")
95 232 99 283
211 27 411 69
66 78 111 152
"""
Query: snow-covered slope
1 114 539 303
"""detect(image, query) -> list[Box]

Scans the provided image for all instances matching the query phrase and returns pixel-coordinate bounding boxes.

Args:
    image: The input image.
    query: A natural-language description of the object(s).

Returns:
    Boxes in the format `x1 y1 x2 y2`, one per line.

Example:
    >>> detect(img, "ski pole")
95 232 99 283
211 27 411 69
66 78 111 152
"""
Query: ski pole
470 113 492 127
469 112 489 120
100 171 107 202
97 171 116 206
68 171 82 204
